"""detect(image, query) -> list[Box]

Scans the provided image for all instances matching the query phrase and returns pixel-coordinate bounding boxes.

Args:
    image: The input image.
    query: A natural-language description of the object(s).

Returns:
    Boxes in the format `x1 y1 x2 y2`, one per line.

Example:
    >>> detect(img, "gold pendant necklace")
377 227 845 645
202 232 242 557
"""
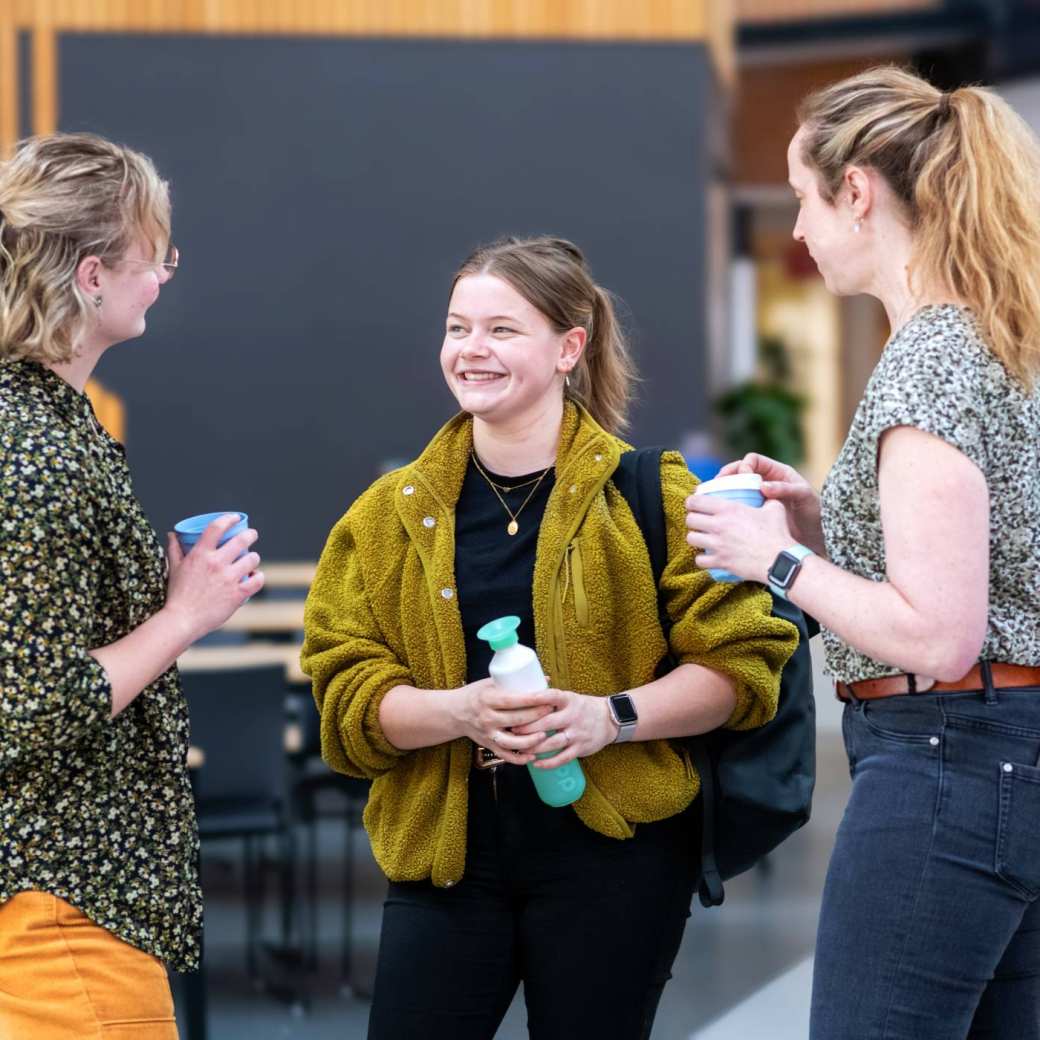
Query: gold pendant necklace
486 471 546 494
471 452 553 536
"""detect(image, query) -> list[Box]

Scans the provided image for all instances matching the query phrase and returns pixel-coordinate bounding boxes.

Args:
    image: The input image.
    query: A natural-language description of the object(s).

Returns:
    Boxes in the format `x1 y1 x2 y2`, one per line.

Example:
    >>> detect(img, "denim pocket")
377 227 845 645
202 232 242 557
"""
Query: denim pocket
859 699 940 746
995 759 1040 899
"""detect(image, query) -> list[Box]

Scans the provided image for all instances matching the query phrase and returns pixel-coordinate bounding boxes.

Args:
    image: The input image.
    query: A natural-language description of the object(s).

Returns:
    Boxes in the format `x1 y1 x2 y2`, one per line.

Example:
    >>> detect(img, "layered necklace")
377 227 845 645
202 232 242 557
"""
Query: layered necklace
470 451 553 537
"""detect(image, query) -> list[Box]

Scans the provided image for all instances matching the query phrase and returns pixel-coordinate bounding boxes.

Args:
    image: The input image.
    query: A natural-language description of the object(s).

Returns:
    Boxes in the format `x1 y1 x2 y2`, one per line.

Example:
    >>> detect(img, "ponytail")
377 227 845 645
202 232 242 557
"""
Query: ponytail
567 285 637 434
799 66 1040 389
914 87 1040 388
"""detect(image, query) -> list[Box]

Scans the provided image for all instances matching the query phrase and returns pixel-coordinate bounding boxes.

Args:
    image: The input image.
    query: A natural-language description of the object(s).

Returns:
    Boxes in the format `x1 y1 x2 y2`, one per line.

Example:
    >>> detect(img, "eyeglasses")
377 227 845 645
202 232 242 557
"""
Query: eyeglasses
119 244 179 279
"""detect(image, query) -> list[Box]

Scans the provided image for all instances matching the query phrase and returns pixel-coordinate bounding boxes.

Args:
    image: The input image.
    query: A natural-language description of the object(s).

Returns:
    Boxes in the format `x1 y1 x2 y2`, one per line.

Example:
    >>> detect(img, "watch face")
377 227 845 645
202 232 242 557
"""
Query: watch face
611 694 638 725
769 551 800 587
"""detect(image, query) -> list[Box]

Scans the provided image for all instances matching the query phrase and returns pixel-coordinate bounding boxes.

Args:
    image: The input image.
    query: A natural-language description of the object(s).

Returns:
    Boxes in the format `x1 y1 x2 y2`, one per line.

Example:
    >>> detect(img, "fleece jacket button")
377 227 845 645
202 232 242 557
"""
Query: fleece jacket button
402 485 415 496
423 516 436 528
441 587 454 599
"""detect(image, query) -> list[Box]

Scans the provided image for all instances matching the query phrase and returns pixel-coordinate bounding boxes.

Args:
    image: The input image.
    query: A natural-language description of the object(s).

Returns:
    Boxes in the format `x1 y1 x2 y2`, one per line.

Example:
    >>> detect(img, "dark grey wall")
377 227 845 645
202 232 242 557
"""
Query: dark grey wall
59 34 713 558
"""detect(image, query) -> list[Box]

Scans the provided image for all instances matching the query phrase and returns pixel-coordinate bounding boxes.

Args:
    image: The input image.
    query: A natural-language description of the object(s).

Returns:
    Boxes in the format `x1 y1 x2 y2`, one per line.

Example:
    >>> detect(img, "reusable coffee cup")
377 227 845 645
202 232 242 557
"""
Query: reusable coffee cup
173 511 248 557
691 474 764 582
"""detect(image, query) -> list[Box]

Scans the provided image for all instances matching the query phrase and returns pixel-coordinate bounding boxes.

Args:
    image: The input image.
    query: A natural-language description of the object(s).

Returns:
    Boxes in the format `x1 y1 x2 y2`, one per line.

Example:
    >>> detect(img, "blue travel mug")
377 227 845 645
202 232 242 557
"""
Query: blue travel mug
173 511 248 557
692 474 764 582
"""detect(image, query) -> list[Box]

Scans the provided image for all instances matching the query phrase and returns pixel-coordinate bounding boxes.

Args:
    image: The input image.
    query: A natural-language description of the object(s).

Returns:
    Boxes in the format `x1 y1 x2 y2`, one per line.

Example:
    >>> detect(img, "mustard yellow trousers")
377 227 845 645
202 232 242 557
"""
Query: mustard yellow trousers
0 891 178 1039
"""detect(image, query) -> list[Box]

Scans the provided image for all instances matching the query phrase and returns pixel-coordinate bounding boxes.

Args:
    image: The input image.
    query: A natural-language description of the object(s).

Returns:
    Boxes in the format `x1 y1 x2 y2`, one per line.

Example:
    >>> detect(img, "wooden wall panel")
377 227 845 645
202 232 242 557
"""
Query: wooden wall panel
0 4 17 156
10 0 719 40
737 0 939 22
733 55 905 184
32 28 57 134
3 1 733 157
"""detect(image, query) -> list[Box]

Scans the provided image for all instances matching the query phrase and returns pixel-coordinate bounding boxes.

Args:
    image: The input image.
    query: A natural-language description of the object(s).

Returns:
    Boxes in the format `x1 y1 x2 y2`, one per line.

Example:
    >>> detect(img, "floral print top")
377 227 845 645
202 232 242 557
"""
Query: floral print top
0 360 201 971
820 305 1040 683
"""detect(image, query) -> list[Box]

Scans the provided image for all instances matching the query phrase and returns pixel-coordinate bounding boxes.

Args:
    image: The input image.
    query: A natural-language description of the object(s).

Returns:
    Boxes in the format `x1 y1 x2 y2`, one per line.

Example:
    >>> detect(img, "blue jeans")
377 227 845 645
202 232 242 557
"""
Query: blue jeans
811 684 1040 1039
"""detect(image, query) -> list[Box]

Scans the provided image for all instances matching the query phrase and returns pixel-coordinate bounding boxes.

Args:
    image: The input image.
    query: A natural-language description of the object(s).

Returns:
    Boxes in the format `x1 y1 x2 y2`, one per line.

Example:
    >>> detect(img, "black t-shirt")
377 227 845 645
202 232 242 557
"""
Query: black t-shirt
455 457 555 685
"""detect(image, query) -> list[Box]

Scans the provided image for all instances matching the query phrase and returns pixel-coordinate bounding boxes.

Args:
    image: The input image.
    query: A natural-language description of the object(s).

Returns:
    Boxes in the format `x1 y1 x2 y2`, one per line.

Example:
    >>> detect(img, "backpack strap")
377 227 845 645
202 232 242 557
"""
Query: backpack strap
612 448 670 638
612 449 724 905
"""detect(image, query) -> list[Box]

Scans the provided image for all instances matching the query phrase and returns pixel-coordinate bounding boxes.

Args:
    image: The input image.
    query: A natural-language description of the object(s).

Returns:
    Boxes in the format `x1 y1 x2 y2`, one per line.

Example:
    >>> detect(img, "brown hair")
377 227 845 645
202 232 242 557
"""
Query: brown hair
0 131 170 364
798 65 1040 389
451 235 638 433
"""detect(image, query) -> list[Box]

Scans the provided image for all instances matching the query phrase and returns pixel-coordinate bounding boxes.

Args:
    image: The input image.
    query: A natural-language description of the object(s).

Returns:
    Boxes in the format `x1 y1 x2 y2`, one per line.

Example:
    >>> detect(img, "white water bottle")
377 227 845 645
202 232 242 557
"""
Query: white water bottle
476 615 586 807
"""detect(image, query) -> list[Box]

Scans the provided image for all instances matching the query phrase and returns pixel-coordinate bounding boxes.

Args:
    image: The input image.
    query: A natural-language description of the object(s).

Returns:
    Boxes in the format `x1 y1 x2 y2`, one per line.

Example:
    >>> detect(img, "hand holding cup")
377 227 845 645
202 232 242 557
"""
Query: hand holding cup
685 474 795 585
165 512 264 642
715 453 825 555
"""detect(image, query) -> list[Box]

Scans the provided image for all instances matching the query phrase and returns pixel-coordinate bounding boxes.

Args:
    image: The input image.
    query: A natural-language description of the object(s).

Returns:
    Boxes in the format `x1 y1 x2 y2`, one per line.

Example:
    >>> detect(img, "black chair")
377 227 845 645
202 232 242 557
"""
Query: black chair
181 663 301 1001
286 693 370 995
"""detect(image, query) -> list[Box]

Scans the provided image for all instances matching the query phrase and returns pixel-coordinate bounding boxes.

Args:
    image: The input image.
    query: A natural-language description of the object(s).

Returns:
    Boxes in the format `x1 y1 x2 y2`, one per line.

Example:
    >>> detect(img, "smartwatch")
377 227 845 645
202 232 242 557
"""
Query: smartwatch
767 544 814 599
607 693 639 743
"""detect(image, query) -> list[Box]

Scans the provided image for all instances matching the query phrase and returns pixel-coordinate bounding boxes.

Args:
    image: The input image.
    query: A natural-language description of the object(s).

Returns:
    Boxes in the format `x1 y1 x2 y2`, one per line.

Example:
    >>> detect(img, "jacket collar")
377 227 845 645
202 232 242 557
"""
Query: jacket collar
391 402 628 605
397 399 624 518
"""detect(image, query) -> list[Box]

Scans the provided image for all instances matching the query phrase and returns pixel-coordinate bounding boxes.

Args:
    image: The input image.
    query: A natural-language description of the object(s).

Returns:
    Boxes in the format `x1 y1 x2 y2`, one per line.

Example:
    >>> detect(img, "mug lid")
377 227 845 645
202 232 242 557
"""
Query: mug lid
695 473 763 495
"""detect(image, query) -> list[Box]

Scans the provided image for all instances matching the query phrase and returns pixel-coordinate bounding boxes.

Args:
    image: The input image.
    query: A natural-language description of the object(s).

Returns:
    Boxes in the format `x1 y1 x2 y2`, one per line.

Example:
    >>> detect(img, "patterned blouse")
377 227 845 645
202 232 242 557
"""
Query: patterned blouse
0 360 201 971
820 305 1040 683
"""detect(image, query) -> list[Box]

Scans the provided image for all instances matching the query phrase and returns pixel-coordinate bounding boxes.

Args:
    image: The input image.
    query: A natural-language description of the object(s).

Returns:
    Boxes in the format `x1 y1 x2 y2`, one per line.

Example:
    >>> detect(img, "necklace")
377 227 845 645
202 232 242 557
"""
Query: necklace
470 452 553 536
483 471 546 494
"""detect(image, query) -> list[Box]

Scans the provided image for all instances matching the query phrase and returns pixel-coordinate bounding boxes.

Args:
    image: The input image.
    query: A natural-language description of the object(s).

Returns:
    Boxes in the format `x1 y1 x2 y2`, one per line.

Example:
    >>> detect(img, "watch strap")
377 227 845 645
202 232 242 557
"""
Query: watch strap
608 693 638 743
768 543 814 600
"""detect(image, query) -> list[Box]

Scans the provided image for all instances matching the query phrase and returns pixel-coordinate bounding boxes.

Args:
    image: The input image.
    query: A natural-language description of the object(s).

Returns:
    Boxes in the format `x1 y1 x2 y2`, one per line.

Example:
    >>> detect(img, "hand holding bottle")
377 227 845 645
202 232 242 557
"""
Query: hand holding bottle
453 677 555 766
511 688 619 768
476 616 586 807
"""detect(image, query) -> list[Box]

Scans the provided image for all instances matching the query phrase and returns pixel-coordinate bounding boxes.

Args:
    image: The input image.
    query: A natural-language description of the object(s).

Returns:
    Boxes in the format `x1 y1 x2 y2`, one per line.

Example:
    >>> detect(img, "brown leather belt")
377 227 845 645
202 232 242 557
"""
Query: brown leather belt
836 663 1040 702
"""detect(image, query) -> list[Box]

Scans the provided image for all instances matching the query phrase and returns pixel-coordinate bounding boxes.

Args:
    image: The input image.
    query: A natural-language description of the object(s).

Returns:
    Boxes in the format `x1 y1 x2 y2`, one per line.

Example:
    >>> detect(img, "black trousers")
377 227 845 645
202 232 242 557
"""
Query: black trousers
367 761 700 1040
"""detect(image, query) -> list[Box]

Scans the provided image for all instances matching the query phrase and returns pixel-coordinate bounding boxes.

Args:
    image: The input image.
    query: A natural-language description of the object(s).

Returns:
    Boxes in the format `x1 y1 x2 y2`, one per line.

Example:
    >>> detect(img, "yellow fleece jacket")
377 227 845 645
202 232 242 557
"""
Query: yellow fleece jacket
301 403 798 887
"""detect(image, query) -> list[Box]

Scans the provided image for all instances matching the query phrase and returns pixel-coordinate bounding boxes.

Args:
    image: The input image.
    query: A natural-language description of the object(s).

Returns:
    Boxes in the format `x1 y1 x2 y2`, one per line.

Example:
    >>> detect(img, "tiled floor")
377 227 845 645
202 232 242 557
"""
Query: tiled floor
174 641 850 1039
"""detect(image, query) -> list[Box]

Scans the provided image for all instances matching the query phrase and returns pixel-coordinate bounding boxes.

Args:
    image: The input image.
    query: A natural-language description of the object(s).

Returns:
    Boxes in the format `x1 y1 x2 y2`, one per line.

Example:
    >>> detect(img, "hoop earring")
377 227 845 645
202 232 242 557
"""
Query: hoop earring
853 221 862 234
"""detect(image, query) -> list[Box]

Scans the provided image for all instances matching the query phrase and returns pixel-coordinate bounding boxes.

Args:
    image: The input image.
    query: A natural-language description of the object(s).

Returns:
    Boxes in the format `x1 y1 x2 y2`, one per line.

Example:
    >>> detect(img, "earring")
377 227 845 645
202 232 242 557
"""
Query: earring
853 221 862 234
564 375 571 389
93 295 103 308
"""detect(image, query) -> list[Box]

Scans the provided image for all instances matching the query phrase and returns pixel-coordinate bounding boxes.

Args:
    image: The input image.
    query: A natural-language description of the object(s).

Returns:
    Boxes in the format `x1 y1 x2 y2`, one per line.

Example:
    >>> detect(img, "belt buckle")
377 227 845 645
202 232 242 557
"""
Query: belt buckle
474 744 504 770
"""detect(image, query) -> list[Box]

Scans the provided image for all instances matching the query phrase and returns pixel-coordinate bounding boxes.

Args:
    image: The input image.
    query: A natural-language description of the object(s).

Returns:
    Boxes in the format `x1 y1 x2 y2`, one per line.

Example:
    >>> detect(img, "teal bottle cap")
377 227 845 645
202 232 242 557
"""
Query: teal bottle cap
476 615 522 651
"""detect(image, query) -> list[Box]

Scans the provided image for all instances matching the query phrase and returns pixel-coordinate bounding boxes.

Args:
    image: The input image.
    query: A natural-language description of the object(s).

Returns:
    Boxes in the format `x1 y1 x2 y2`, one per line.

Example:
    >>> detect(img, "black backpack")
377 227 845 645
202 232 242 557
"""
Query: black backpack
612 448 818 907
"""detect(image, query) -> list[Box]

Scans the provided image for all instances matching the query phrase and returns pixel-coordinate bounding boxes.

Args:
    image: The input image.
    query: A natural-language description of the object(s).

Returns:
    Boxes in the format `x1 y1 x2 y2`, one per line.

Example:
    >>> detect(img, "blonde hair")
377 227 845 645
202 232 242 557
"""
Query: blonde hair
798 65 1040 389
0 132 170 365
452 236 638 433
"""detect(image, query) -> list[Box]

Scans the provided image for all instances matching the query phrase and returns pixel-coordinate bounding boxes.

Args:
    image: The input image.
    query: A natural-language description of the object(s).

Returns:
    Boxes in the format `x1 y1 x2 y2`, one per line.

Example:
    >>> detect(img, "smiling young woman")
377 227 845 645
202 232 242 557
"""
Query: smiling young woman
302 235 797 1040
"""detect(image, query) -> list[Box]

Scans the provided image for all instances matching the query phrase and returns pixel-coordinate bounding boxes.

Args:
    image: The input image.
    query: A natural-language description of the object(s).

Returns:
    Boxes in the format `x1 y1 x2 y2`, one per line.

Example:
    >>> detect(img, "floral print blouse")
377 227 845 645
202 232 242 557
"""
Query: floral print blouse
820 305 1040 683
0 360 201 971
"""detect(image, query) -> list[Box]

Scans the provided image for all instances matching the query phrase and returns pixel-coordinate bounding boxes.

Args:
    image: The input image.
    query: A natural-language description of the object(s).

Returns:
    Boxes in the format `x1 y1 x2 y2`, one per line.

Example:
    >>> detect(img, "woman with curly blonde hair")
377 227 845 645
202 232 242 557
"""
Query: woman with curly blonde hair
0 132 263 1038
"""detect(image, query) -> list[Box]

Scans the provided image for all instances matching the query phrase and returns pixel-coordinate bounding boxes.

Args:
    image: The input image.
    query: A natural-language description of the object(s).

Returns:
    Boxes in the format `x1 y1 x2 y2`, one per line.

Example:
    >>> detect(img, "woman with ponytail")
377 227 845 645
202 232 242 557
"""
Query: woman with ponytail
686 66 1040 1038
303 235 796 1039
